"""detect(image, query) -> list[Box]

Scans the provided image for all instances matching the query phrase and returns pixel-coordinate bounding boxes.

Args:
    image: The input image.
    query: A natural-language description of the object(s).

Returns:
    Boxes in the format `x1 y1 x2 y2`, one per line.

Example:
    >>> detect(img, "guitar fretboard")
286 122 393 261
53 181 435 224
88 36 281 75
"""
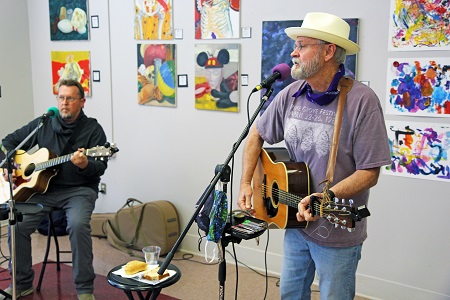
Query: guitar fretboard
35 153 73 171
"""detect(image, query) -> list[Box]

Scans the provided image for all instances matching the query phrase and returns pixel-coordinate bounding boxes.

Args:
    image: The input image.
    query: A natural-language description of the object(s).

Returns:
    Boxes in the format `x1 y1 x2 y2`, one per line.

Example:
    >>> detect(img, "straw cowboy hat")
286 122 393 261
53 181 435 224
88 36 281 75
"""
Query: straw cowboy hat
285 12 360 55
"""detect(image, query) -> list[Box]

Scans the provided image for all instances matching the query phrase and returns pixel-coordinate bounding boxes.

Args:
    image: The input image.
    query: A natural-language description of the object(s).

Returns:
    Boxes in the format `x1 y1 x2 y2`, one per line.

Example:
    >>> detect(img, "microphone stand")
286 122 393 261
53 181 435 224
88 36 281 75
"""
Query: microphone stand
158 87 274 299
0 119 45 300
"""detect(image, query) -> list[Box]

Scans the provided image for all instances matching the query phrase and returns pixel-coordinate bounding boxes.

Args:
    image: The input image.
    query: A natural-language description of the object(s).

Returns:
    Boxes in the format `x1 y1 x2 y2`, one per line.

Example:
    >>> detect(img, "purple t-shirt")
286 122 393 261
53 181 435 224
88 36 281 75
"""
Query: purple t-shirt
256 79 391 247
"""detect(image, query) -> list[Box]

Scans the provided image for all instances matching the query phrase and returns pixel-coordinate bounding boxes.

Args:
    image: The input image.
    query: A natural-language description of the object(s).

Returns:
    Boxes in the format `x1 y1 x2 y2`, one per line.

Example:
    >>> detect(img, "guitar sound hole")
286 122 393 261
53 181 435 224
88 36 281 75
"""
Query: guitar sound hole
24 164 35 177
266 182 279 218
272 182 279 205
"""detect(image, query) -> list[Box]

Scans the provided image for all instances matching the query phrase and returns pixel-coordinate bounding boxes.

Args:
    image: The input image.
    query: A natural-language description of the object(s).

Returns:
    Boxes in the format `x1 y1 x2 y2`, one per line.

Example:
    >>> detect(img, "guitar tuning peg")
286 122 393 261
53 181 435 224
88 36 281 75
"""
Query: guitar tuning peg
341 198 345 203
335 223 339 228
341 220 346 225
341 226 346 229
347 227 355 233
349 199 354 206
334 197 339 203
342 207 347 212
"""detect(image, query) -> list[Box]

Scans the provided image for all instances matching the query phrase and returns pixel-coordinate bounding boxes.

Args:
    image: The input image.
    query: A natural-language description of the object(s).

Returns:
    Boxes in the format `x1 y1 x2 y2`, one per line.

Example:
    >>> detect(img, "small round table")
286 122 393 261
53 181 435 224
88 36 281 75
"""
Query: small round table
107 262 181 300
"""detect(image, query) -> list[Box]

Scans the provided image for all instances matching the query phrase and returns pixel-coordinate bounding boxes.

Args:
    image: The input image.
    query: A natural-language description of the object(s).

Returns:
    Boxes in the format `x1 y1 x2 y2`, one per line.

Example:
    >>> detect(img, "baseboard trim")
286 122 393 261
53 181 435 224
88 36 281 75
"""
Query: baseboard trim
180 232 450 300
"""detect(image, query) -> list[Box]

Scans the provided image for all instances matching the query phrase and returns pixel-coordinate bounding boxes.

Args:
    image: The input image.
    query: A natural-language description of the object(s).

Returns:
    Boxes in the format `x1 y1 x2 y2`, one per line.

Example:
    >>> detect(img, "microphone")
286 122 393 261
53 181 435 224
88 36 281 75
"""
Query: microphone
41 107 59 119
252 63 291 92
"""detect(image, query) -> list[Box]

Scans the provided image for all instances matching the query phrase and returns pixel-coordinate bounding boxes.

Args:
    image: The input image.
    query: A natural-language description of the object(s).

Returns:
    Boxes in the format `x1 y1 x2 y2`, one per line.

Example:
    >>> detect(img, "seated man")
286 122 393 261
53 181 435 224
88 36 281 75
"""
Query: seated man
1 79 109 300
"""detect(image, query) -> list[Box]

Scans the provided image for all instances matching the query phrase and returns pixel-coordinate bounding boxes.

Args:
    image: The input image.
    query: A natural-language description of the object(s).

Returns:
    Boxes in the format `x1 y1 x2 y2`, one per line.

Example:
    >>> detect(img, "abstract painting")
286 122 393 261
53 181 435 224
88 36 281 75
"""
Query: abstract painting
137 44 176 107
389 0 450 51
51 51 91 96
260 19 358 112
134 0 173 40
386 58 450 116
195 0 240 39
194 43 239 112
384 120 450 182
49 0 89 41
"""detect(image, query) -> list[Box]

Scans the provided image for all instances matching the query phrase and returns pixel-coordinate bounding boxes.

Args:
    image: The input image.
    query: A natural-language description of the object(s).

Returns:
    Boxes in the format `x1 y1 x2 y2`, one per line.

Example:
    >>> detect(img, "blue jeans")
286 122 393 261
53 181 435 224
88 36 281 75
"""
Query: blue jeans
280 229 362 300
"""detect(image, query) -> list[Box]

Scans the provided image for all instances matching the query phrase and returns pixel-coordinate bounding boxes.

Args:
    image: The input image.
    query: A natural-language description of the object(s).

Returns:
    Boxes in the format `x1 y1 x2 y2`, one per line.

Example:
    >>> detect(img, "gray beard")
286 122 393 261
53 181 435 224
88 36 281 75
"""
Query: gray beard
291 54 323 80
60 112 73 120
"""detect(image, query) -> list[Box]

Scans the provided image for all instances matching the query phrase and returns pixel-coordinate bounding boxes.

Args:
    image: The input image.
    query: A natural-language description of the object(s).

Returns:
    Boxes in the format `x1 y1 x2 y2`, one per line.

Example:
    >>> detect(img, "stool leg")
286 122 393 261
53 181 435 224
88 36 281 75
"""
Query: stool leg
37 213 53 292
50 214 62 271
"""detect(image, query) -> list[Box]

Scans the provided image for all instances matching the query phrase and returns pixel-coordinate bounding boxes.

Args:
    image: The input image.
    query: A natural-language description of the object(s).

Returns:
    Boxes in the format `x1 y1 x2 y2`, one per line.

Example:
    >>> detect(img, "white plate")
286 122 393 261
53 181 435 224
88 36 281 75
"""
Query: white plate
112 264 176 285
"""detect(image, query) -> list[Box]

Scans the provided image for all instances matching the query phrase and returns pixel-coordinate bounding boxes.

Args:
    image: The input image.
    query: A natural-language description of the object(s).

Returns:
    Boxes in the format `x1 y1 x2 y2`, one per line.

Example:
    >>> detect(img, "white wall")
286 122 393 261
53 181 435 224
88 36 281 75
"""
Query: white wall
16 0 450 299
0 0 34 139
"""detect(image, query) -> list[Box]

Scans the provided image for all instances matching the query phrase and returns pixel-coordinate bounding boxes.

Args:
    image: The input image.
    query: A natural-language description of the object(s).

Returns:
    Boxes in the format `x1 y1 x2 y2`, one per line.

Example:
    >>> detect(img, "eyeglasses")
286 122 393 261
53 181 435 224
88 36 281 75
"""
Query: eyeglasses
293 42 328 52
56 96 81 103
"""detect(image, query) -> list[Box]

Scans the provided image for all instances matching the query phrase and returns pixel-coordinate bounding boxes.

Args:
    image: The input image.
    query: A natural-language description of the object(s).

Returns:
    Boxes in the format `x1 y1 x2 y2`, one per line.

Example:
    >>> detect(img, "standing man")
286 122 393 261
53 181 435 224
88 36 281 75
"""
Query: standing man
238 12 391 299
1 79 108 300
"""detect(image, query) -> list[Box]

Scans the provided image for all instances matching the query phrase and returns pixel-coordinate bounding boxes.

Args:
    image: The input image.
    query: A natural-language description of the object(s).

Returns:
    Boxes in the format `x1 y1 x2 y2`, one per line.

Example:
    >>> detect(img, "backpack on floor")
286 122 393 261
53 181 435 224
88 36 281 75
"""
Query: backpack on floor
38 209 68 236
105 198 180 257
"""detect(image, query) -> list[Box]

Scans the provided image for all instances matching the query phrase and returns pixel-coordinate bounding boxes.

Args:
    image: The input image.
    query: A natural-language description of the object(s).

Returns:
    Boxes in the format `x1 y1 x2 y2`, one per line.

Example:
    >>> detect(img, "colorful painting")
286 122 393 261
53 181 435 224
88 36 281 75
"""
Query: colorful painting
389 0 450 51
384 120 450 182
386 58 450 117
260 19 358 112
51 51 91 96
194 44 239 112
134 0 173 40
49 0 89 41
195 0 240 39
137 44 176 107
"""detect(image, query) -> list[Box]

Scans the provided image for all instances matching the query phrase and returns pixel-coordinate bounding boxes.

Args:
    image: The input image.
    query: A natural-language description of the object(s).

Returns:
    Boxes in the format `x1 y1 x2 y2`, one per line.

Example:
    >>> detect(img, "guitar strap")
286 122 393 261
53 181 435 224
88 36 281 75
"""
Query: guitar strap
60 117 88 156
321 76 354 201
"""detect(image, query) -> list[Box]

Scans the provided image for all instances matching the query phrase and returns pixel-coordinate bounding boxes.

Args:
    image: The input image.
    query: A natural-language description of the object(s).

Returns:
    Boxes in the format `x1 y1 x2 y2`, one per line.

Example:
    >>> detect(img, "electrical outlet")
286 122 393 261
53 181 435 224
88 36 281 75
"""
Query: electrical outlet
100 183 106 194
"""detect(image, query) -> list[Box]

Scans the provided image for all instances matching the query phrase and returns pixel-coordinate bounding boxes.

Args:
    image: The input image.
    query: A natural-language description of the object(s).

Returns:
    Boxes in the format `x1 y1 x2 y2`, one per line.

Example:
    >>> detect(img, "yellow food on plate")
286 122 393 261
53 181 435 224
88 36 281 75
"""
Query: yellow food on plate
124 260 148 275
143 266 170 281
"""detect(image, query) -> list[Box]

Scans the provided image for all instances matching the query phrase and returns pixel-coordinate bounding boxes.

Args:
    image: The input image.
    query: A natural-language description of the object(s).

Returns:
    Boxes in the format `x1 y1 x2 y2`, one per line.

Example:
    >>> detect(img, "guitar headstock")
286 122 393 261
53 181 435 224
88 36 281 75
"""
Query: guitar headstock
310 195 358 230
85 143 119 160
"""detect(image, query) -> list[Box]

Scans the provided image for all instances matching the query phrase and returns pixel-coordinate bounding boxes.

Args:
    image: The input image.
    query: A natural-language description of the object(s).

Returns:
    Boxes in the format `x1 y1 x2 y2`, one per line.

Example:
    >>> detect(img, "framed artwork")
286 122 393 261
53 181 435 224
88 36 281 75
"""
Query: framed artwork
386 58 450 117
384 120 450 182
137 44 176 107
134 0 173 40
195 0 240 39
194 43 239 112
260 19 358 112
51 51 91 96
49 0 89 41
389 0 450 51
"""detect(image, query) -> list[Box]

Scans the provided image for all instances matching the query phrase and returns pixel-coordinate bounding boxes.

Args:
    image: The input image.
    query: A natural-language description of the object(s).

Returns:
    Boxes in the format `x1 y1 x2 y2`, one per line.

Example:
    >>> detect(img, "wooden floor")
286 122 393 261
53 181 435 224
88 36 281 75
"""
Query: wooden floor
0 225 370 300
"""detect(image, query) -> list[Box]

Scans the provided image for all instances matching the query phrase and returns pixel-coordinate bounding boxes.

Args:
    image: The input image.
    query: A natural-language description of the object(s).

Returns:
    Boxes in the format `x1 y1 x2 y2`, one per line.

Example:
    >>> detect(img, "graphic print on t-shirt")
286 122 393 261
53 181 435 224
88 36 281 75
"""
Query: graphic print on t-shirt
285 105 336 158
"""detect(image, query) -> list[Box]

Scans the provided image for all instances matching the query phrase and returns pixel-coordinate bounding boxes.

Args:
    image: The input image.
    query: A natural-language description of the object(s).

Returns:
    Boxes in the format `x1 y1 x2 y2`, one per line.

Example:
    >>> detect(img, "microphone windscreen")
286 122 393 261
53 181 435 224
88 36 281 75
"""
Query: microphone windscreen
47 106 59 118
271 63 291 81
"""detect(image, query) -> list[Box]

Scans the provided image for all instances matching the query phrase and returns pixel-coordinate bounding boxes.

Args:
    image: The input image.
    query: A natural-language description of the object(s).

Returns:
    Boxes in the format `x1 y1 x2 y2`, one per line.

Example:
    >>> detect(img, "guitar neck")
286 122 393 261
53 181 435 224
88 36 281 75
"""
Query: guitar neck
35 152 74 172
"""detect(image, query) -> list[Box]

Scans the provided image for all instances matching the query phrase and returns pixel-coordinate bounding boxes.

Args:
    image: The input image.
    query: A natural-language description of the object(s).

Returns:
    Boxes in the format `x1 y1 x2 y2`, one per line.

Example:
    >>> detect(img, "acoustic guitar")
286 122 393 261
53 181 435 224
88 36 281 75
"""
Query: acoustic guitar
7 144 118 202
252 148 358 229
252 147 310 229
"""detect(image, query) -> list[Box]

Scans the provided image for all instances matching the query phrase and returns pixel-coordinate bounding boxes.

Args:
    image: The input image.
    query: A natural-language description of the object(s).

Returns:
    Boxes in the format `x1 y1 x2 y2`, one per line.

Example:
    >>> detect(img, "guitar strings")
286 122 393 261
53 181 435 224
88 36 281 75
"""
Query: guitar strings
261 184 302 208
261 184 353 222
